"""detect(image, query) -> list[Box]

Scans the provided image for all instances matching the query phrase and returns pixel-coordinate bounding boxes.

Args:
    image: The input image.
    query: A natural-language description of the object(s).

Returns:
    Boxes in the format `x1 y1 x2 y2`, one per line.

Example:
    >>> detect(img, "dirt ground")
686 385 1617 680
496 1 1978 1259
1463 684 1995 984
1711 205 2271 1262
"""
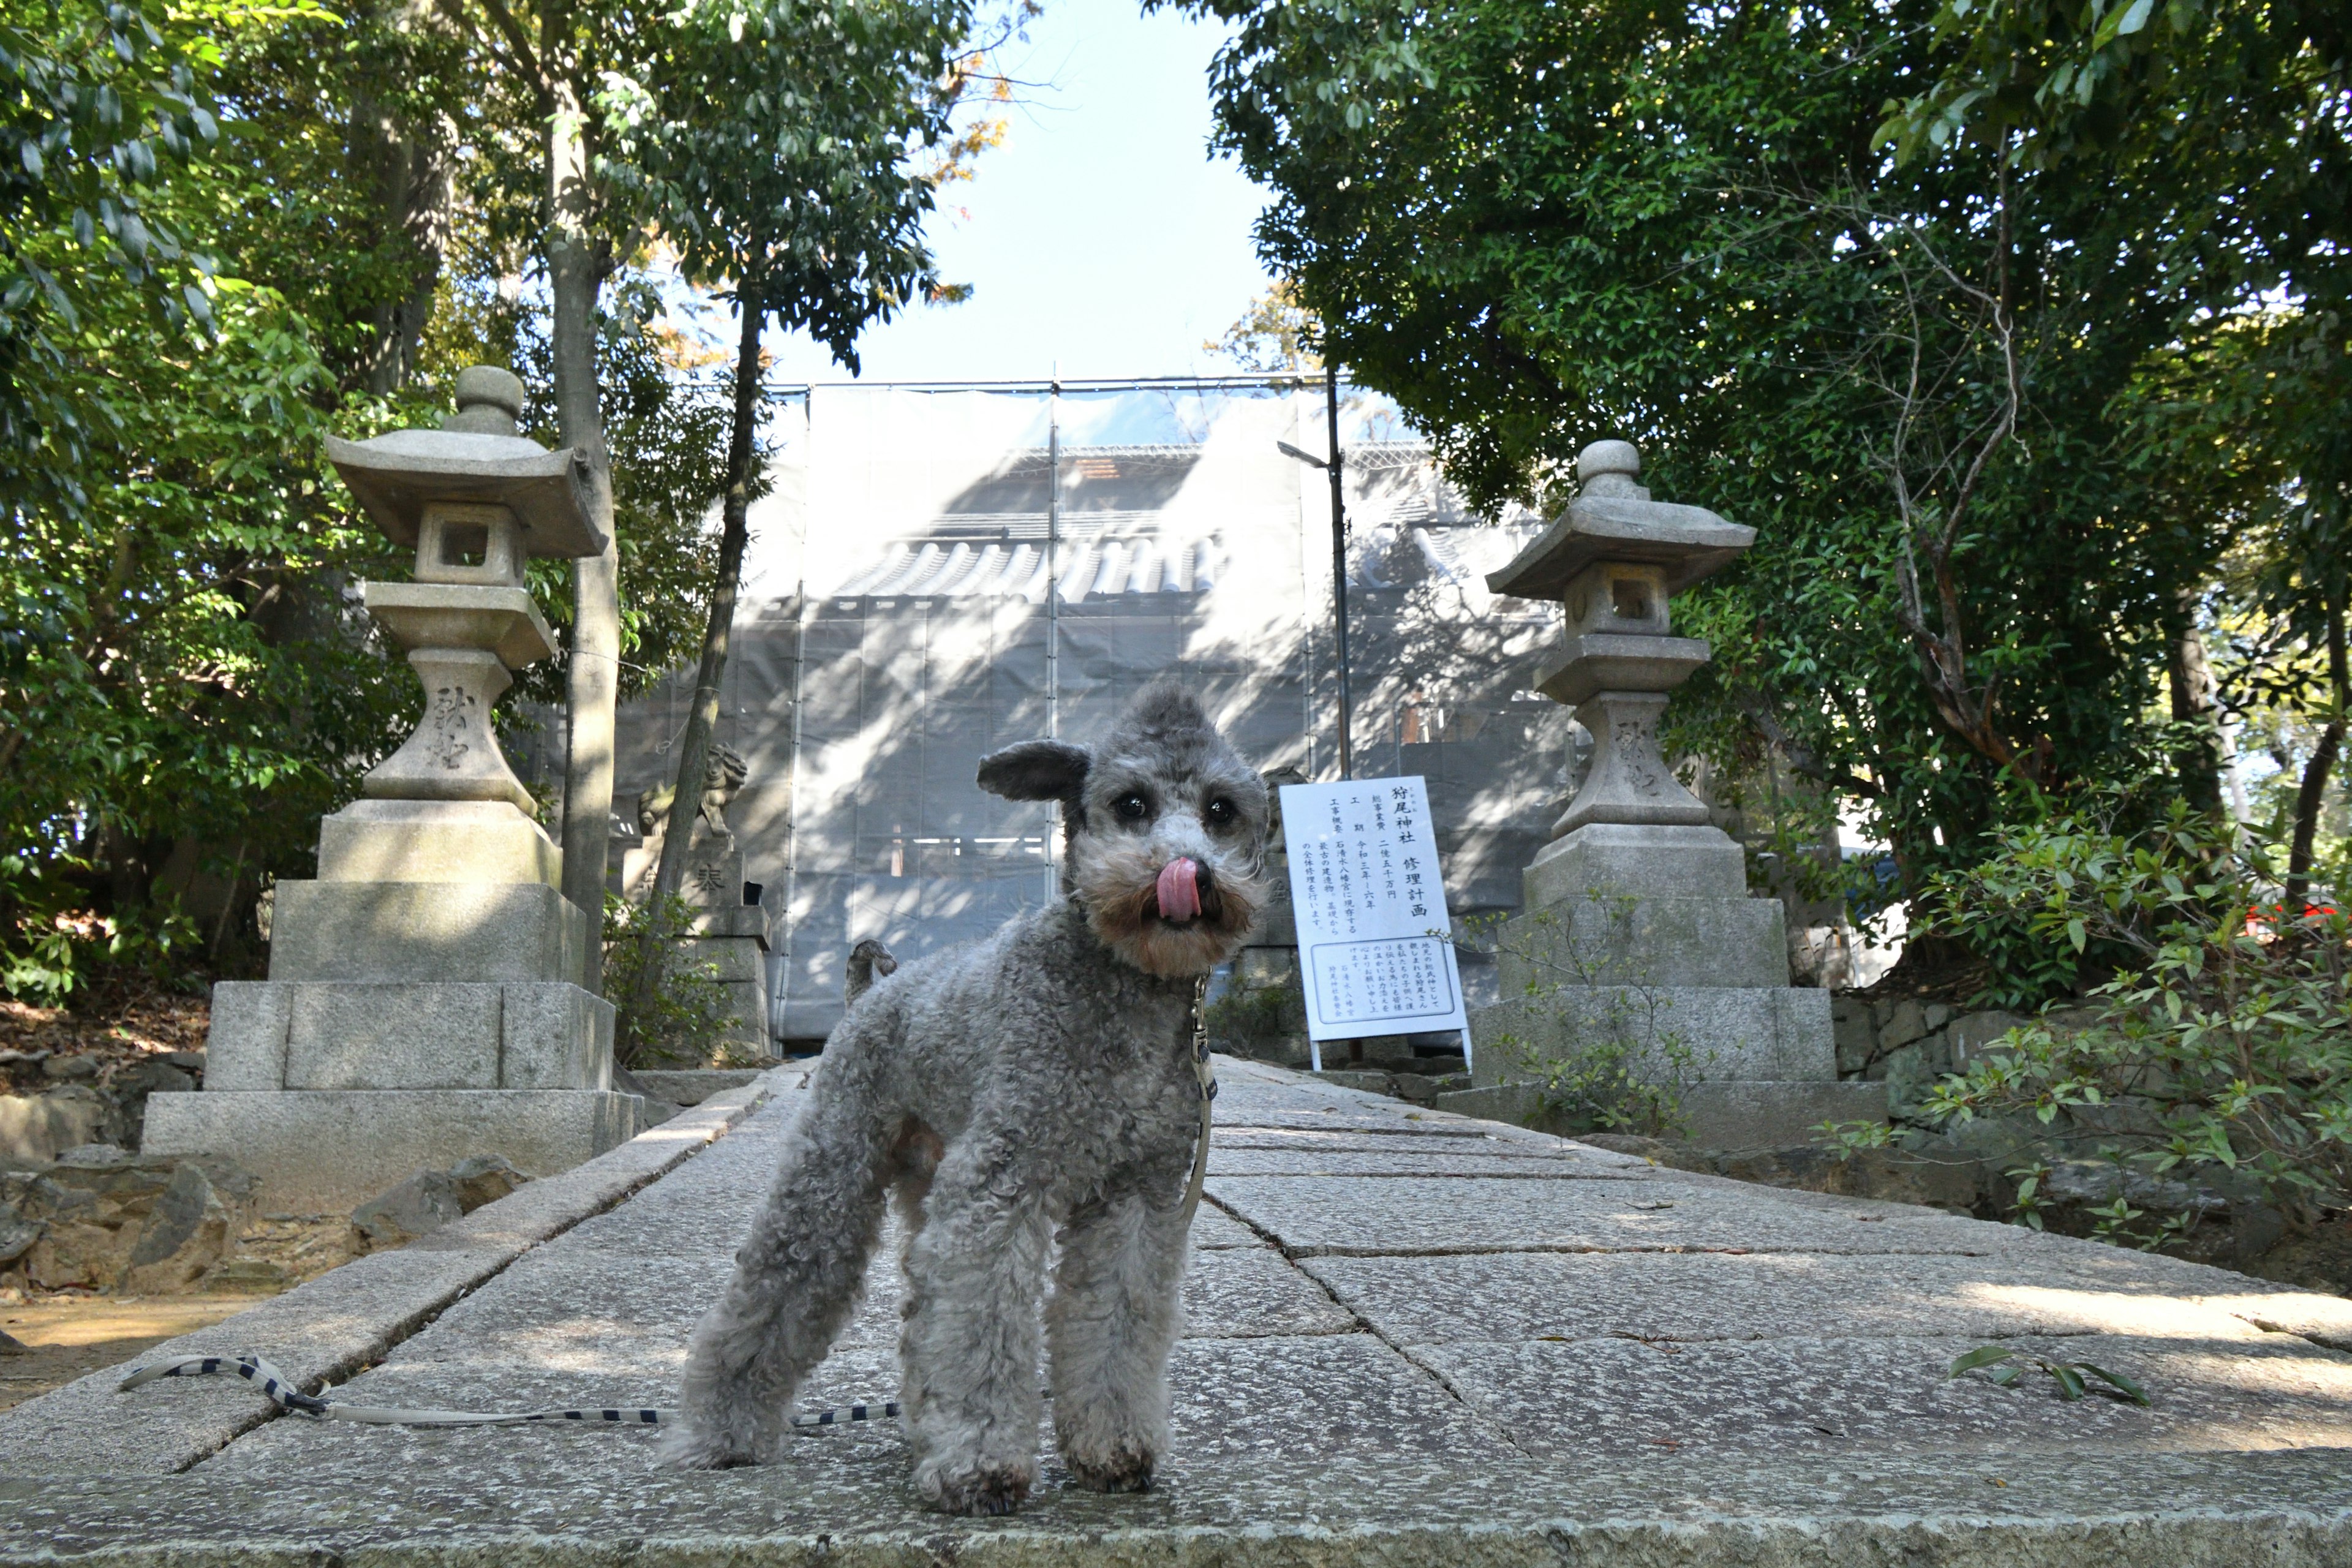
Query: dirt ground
0 1293 255 1412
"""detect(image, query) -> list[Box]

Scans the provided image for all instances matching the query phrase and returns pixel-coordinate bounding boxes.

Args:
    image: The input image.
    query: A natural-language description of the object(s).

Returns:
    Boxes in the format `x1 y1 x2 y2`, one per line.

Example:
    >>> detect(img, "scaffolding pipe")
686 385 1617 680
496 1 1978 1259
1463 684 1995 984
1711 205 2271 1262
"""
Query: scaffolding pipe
1045 371 1062 900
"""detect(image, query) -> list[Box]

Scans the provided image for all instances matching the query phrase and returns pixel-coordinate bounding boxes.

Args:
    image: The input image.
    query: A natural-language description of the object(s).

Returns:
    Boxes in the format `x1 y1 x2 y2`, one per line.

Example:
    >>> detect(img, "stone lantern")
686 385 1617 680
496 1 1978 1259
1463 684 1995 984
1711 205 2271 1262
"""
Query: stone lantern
1441 440 1883 1147
1509 439 1753 843
145 368 643 1207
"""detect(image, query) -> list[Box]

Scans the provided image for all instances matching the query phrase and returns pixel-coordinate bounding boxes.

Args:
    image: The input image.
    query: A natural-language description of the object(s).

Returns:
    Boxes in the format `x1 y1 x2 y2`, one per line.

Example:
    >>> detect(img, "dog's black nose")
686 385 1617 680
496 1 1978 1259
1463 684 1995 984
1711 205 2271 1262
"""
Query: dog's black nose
1194 864 1224 920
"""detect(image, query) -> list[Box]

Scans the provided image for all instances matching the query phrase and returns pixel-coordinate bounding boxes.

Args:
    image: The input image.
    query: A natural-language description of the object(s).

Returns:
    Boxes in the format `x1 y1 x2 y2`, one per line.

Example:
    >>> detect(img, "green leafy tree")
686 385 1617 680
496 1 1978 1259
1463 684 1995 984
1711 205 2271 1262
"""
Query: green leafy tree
1882 0 2350 921
1 0 222 518
596 0 979 1050
1170 0 2280 899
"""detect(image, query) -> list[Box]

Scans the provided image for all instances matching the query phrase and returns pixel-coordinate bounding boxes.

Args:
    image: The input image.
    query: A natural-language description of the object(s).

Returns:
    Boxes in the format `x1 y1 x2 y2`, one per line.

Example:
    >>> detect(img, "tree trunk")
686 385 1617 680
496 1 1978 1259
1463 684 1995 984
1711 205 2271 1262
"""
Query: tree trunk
350 81 451 395
546 74 622 995
617 275 765 1061
2285 586 2347 918
2167 591 2223 818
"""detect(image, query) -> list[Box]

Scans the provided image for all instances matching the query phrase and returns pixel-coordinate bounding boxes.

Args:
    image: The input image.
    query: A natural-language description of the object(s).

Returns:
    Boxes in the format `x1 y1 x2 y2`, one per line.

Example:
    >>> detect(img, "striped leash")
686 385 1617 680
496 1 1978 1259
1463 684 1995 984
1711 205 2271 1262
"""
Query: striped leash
116 1354 894 1431
123 1014 1216 1433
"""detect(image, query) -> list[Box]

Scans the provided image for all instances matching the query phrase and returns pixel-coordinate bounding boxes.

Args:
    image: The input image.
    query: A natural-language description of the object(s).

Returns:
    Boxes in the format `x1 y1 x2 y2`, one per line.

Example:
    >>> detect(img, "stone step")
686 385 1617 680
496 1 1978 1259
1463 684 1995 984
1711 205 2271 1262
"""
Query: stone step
1493 895 1792 992
205 981 614 1093
141 1088 643 1210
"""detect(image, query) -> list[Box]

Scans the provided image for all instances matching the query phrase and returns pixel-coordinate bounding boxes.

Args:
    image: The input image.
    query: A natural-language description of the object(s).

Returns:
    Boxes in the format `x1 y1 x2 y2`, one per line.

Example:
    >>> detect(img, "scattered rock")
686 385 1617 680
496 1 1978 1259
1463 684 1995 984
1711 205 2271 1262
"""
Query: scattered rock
1877 998 1929 1051
350 1169 464 1251
121 1163 238 1293
448 1153 529 1212
0 1088 113 1164
2 1149 255 1292
39 1055 99 1082
162 1050 206 1072
0 1328 26 1355
348 1152 532 1251
115 1060 196 1096
202 1256 294 1294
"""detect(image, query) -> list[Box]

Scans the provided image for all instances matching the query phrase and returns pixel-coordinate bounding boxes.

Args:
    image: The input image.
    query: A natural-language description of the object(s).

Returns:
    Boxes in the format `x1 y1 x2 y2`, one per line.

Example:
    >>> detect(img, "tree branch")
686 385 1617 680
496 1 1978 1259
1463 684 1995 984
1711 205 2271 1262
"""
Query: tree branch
448 0 550 108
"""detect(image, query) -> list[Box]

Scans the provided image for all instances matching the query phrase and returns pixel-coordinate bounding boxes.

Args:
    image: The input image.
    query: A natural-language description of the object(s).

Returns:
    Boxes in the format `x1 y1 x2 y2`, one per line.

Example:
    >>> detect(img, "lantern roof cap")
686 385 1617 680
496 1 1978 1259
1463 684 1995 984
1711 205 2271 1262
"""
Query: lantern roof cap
1485 440 1753 600
325 365 606 560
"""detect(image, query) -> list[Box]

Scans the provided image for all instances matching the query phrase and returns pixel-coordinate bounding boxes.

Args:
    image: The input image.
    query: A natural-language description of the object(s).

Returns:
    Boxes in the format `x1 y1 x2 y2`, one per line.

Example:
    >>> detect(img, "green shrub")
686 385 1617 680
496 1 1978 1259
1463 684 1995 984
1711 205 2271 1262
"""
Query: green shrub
601 892 740 1069
1204 976 1304 1042
1 850 202 1007
1904 806 2351 1231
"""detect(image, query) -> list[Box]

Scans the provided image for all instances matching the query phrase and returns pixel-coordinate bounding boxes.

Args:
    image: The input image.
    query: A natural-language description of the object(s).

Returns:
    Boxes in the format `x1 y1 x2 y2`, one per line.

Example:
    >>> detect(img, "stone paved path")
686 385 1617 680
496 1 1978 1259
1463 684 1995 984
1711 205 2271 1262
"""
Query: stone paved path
7 1060 2352 1564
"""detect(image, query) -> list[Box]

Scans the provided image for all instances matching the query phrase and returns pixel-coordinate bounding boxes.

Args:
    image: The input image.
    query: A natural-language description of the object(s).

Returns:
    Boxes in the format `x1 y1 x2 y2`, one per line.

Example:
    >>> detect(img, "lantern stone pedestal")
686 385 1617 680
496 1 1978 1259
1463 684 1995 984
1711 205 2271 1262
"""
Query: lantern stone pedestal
144 368 642 1207
1438 442 1884 1148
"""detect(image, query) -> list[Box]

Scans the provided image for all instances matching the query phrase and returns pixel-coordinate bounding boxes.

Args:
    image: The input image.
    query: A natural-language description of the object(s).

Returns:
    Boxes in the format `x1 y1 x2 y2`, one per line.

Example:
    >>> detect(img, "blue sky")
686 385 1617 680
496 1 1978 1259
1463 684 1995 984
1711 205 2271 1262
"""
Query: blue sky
761 0 1279 385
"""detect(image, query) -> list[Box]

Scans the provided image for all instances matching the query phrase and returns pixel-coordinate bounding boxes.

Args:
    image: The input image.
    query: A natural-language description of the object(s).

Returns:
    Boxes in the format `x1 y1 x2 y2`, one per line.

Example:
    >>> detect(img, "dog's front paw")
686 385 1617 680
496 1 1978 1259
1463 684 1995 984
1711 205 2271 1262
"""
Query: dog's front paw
656 1419 768 1471
1065 1438 1156 1493
922 1459 1034 1516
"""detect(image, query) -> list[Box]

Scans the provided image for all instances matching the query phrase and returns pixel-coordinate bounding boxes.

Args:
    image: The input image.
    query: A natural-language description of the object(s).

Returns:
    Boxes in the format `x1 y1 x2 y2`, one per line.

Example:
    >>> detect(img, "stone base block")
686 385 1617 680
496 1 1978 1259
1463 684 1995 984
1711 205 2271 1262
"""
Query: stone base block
628 1069 762 1106
316 799 561 886
1494 895 1792 992
268 880 589 984
207 980 614 1090
1243 903 1298 946
1524 823 1746 905
1436 1079 1887 1149
141 1089 641 1210
677 934 765 986
1469 985 1834 1085
688 906 769 941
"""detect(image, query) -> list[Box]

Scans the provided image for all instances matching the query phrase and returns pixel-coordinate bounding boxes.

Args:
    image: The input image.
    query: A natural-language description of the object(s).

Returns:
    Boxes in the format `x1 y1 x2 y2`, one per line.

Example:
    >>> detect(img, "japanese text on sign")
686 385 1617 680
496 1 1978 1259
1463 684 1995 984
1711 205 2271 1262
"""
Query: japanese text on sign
1276 775 1469 1069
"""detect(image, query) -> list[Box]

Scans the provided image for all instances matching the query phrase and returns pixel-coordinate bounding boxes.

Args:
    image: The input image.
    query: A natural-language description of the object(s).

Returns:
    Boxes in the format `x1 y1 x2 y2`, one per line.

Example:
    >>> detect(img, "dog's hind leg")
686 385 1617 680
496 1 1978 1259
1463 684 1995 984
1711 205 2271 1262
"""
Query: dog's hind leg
897 1128 1055 1515
659 1073 894 1469
1046 1190 1189 1492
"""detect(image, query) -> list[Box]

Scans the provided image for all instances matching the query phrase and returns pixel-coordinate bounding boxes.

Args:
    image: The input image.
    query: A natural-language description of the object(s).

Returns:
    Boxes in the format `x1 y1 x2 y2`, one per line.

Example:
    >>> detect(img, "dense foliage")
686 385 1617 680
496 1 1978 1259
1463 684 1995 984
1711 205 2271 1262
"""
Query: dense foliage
0 0 991 1003
1892 809 2350 1233
1174 0 2348 935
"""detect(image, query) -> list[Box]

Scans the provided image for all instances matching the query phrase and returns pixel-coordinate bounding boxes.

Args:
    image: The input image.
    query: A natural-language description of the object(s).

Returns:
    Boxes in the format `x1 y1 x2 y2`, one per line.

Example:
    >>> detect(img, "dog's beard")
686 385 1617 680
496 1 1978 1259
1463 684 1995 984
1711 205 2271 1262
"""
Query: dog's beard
1072 839 1265 977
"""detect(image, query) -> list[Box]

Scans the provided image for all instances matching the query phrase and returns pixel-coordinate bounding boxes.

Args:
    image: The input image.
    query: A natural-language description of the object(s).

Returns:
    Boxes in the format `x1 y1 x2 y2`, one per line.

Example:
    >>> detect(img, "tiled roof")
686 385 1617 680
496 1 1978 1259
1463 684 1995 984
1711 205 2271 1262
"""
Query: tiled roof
830 535 1228 601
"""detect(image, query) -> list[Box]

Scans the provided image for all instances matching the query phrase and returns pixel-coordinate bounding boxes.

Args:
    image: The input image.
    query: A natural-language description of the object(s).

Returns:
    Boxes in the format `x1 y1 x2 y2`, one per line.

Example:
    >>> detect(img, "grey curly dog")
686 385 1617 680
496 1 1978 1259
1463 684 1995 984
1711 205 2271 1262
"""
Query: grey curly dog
659 681 1272 1515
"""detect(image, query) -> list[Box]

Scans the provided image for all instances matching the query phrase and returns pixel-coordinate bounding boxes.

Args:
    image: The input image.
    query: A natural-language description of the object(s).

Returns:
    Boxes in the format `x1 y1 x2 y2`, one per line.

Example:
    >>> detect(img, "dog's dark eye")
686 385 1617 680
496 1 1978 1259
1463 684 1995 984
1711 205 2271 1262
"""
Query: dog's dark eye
1205 796 1237 827
1115 792 1150 821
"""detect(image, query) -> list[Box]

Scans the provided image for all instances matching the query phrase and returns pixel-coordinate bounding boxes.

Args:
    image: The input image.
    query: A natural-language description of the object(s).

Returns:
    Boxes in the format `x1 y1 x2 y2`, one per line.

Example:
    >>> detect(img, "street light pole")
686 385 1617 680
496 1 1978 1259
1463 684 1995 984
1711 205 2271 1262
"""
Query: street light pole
1278 364 1353 780
1324 361 1352 780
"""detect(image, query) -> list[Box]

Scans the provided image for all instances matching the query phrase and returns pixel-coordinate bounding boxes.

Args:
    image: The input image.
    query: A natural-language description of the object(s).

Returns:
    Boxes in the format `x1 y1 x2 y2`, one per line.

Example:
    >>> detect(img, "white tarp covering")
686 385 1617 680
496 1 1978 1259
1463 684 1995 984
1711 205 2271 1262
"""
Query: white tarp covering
565 381 1569 1042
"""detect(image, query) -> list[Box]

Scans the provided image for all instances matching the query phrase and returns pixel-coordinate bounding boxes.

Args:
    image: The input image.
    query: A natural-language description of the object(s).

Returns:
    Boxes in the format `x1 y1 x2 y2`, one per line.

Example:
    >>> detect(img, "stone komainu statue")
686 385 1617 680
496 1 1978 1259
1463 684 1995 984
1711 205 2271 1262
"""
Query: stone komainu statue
638 743 748 840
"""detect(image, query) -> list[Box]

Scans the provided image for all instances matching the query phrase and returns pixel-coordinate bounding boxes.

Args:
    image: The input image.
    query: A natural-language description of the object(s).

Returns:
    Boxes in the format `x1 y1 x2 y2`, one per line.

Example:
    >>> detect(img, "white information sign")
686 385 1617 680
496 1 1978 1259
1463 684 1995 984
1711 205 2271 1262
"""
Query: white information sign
1277 776 1469 1072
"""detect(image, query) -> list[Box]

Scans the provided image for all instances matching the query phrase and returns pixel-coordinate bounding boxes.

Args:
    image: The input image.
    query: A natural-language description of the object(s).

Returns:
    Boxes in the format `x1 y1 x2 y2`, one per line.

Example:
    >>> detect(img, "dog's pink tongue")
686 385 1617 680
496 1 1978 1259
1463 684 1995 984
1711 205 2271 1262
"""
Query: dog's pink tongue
1156 858 1202 922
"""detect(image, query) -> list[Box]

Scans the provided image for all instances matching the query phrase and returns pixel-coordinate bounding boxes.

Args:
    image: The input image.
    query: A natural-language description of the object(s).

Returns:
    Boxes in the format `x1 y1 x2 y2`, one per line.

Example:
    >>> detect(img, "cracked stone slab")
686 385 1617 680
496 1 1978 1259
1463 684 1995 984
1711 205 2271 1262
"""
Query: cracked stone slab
1185 1202 1268 1250
1302 1250 2291 1347
1208 1147 1651 1179
16 1062 2352 1564
1212 1126 1618 1157
0 1074 774 1479
1207 1173 2040 1257
1182 1246 1357 1338
187 1333 1504 1529
1412 1332 2352 1460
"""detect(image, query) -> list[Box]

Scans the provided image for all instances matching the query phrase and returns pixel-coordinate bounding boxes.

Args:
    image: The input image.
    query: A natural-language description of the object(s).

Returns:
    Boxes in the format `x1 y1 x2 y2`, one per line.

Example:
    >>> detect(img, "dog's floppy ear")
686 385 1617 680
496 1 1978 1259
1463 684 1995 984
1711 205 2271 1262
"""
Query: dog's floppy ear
976 740 1090 801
